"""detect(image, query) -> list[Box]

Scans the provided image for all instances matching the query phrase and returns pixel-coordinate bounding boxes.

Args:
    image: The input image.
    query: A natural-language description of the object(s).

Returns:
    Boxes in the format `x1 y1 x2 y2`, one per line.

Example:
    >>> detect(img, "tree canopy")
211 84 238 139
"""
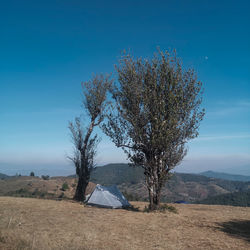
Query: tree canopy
103 50 205 210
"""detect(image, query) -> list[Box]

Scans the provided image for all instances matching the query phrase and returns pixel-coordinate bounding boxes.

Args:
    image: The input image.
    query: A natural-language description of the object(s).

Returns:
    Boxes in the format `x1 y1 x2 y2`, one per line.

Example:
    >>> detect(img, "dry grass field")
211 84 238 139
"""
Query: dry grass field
0 177 78 198
0 197 250 250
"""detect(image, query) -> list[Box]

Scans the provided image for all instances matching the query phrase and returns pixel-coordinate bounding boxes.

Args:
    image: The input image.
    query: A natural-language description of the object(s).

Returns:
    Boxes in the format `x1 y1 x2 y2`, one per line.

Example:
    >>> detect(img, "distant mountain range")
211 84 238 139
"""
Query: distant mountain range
200 171 250 182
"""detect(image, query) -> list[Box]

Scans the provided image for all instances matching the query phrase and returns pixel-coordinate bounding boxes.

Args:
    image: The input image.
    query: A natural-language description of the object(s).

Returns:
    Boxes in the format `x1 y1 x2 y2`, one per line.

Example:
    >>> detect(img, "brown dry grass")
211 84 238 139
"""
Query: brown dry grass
0 197 250 250
0 177 96 199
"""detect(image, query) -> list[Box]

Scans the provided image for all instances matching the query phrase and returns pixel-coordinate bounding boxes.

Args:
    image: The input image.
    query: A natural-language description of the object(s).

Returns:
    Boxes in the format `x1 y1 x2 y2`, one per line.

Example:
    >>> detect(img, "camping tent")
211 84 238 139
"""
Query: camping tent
86 184 131 208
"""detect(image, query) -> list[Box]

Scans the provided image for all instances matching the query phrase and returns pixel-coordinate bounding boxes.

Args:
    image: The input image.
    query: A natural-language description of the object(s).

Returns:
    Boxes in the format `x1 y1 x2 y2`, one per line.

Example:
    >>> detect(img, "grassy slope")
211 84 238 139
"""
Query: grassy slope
0 197 250 250
1 164 250 205
0 176 78 199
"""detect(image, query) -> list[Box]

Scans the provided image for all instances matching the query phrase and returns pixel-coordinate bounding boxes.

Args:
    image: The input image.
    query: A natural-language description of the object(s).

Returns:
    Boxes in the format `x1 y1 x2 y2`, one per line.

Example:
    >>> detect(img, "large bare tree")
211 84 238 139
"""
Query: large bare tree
69 74 112 202
103 50 205 210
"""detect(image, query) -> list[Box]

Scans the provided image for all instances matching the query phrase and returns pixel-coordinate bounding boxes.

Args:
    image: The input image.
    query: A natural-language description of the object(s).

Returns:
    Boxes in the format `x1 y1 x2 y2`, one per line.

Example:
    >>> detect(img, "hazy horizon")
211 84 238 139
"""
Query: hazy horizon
1 160 249 177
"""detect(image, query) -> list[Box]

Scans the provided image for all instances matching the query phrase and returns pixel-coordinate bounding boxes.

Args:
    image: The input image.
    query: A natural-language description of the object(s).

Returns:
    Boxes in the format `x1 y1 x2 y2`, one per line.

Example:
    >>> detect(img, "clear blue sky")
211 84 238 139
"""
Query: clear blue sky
0 0 249 176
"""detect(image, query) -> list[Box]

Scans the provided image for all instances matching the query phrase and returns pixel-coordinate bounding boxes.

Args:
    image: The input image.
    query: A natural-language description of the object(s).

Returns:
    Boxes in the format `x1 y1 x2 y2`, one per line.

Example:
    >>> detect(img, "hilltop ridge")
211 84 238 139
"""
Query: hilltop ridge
1 163 249 206
200 171 250 182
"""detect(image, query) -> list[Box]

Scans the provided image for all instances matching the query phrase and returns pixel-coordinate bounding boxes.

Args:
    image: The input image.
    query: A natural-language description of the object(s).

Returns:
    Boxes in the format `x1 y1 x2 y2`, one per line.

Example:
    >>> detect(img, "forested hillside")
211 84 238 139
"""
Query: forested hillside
90 164 250 204
1 163 250 206
197 190 250 206
91 163 144 185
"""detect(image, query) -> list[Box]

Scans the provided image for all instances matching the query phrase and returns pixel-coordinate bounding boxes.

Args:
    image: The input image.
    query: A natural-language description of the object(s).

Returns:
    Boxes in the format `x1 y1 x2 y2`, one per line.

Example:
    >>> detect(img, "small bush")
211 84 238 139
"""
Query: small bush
159 204 178 213
143 206 150 213
40 192 46 198
143 204 178 213
41 175 50 180
58 192 64 198
61 182 69 191
32 189 39 196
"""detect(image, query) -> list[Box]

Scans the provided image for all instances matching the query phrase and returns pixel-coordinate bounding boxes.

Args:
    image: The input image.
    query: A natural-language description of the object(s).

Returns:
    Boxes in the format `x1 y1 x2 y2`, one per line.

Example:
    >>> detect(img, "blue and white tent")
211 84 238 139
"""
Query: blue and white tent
86 184 131 208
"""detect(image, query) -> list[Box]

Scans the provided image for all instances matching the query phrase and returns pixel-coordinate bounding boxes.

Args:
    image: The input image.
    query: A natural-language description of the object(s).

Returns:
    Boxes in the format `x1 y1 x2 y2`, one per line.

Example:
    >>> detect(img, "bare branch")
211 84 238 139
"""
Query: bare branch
68 74 112 202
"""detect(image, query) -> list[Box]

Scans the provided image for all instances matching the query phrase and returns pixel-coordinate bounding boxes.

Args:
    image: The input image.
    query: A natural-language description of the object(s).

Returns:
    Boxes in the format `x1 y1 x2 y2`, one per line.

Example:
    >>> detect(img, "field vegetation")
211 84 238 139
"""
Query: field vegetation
0 197 250 249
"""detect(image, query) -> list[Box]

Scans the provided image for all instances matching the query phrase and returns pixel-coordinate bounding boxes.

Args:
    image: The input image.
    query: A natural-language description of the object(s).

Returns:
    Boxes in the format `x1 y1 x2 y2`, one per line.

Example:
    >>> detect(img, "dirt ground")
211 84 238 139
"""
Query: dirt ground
0 197 249 249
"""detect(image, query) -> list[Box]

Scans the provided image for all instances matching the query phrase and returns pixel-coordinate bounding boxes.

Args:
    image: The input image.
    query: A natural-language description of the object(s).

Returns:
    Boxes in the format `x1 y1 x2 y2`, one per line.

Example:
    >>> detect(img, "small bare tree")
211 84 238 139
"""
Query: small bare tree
103 50 205 210
69 74 112 202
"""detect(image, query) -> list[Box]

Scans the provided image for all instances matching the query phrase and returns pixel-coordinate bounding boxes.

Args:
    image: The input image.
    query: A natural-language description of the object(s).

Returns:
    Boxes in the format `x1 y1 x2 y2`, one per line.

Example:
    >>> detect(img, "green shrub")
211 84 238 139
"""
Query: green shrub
41 175 50 180
143 204 178 213
143 206 150 213
61 182 69 191
159 204 178 213
58 192 64 198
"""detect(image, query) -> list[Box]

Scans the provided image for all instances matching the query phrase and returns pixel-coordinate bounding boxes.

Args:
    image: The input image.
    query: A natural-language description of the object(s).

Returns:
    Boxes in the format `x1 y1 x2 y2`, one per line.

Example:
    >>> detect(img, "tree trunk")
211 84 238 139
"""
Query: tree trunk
73 122 94 202
148 181 161 210
73 173 88 202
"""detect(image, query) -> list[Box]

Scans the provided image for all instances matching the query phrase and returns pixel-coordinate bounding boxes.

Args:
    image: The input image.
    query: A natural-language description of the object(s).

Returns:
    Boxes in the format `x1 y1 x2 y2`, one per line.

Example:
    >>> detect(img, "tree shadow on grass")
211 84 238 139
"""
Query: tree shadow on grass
216 220 250 242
